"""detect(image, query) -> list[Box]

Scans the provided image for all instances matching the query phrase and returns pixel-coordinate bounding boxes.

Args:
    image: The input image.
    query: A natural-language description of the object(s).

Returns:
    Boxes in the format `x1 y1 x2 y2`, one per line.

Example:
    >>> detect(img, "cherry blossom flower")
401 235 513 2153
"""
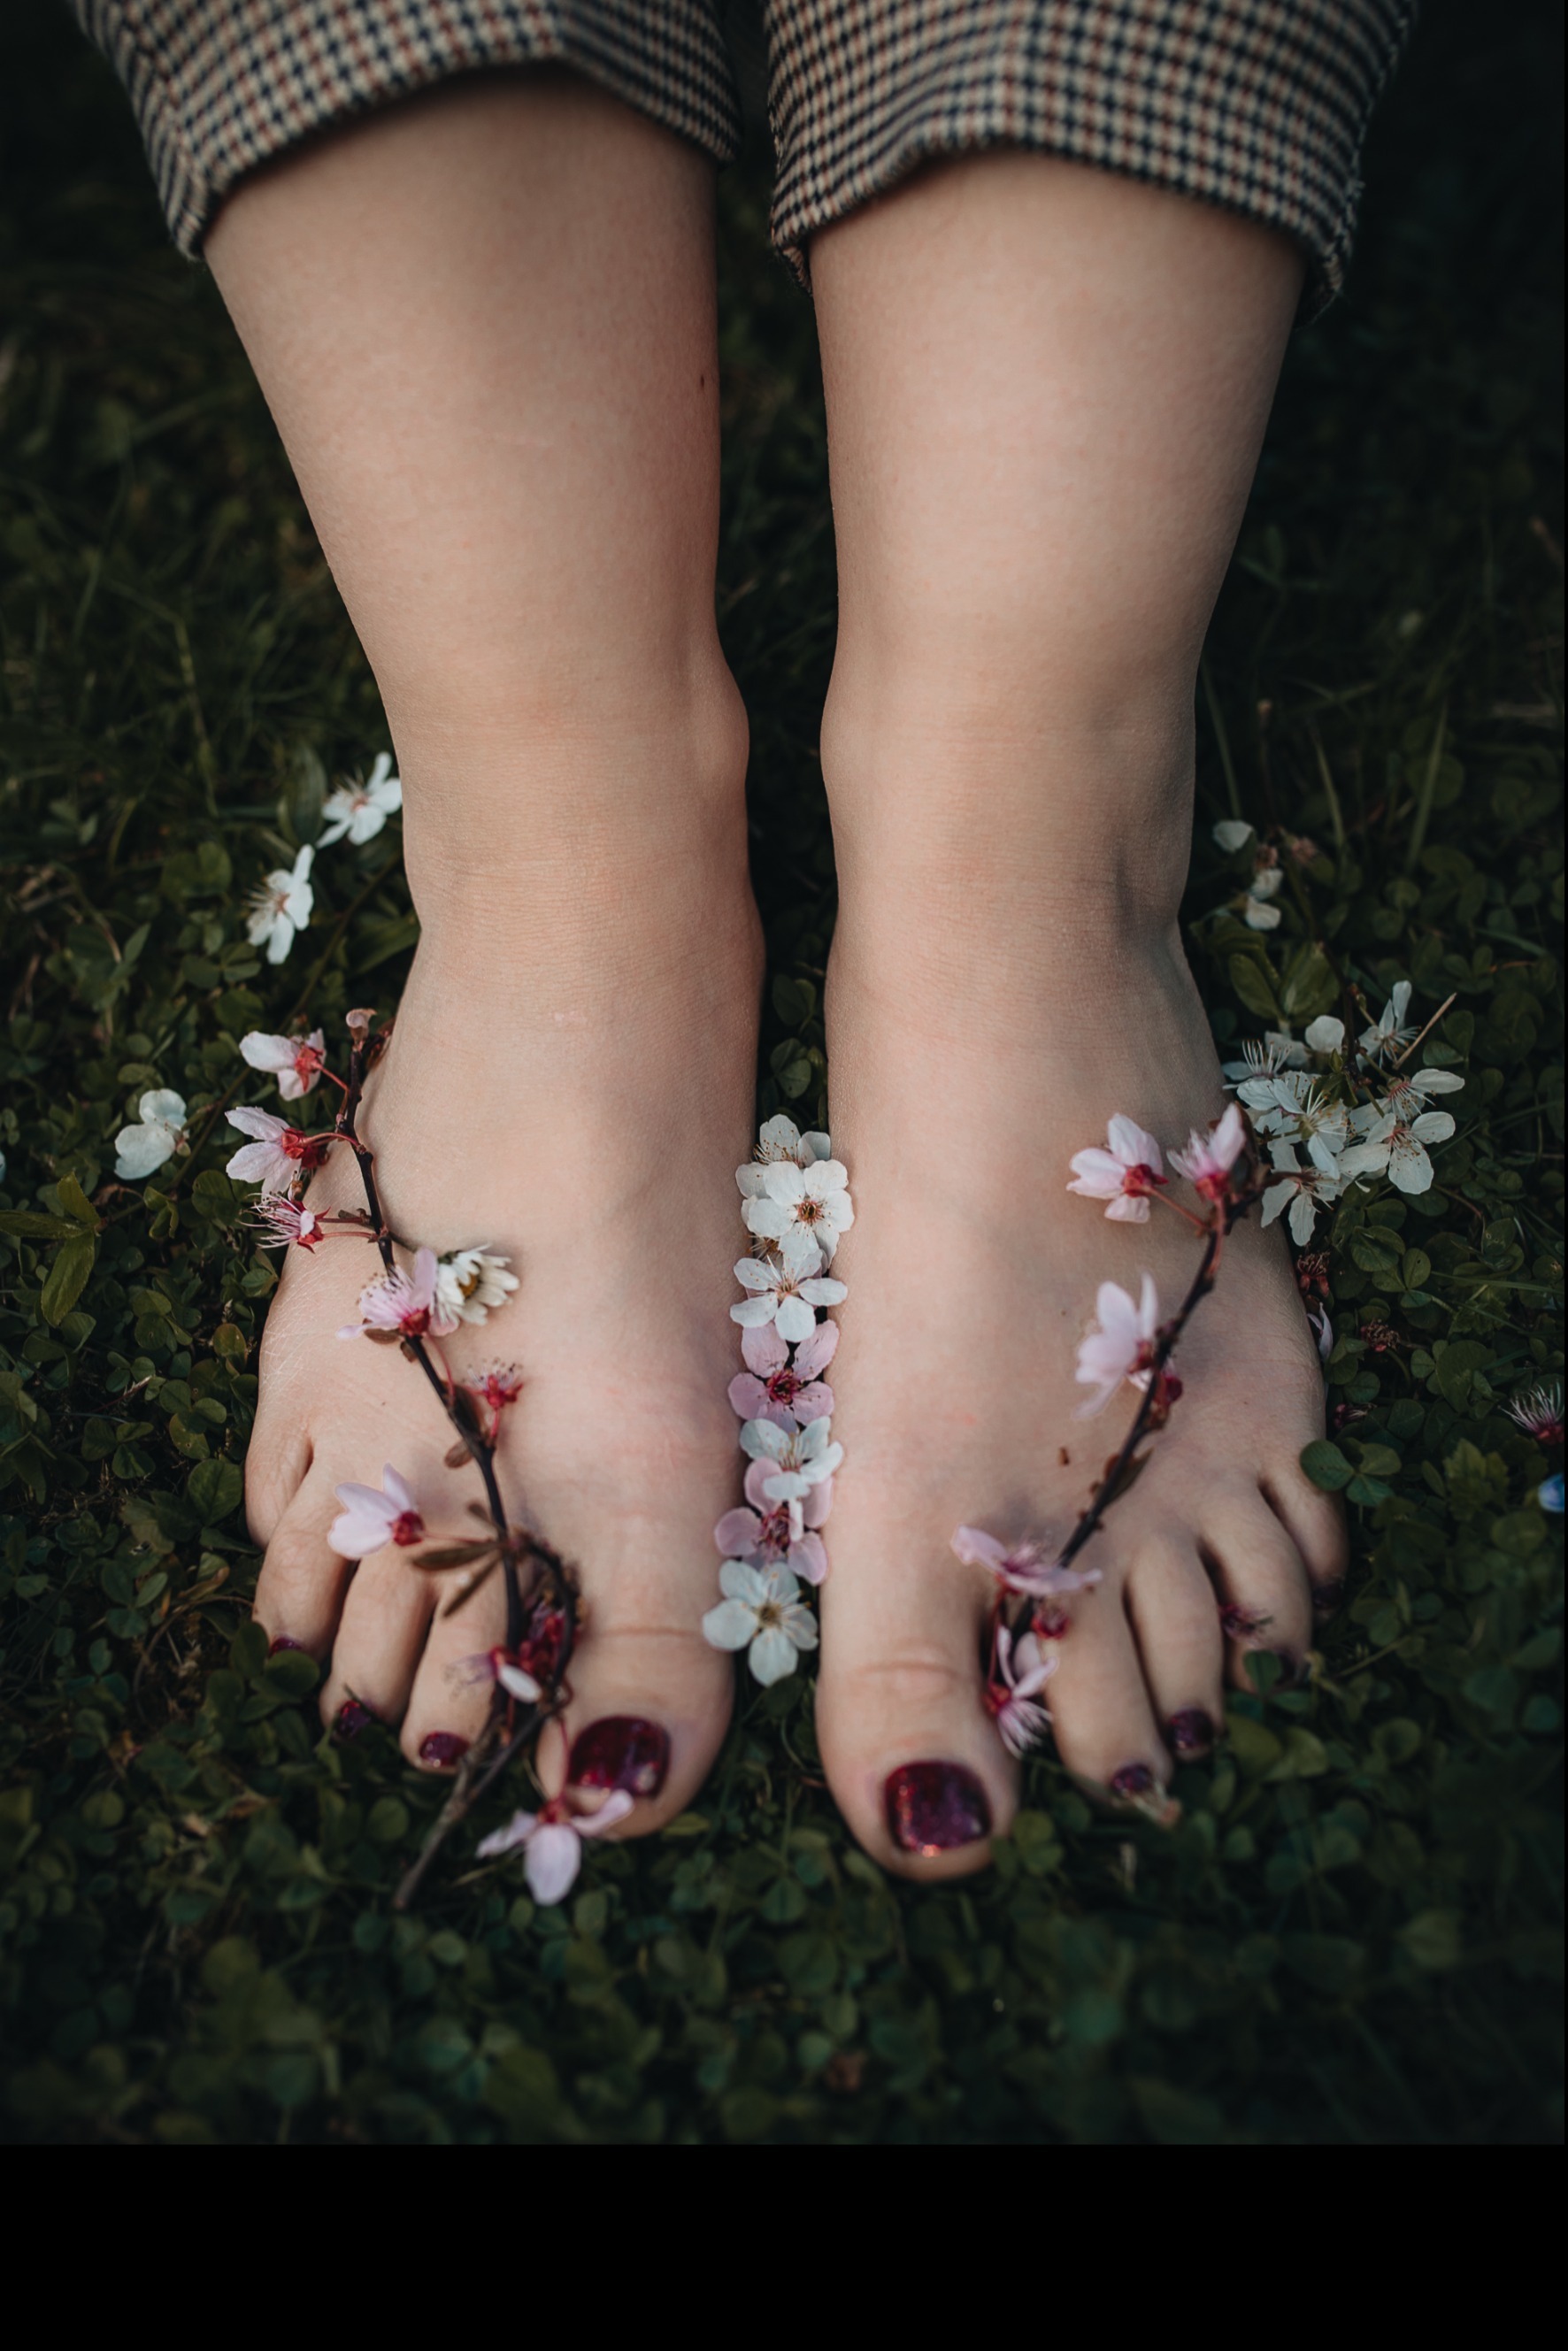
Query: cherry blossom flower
1358 980 1416 1065
1505 1379 1563 1444
731 1229 846 1344
340 1246 461 1341
476 1789 634 1905
1339 1106 1455 1195
252 1196 331 1250
1306 1300 1334 1363
986 1625 1056 1757
434 1247 519 1325
1242 864 1284 930
740 1413 844 1508
1260 1139 1346 1246
318 753 403 847
951 1525 1101 1602
742 1155 854 1262
1067 1116 1167 1222
246 844 314 964
328 1464 426 1558
1074 1273 1161 1418
1222 1031 1306 1087
736 1114 834 1202
465 1363 525 1420
1212 818 1255 853
1238 1072 1348 1175
113 1088 188 1180
457 1644 543 1703
225 1105 334 1195
716 1456 830 1583
728 1318 837 1427
1372 1065 1464 1122
1169 1103 1248 1201
702 1558 819 1684
240 1028 327 1101
1303 1014 1346 1054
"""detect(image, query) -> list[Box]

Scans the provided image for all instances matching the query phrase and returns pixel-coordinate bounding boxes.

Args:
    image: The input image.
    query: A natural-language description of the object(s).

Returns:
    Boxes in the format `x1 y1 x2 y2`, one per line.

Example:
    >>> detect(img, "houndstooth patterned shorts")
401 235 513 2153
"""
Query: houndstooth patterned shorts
71 1 1414 316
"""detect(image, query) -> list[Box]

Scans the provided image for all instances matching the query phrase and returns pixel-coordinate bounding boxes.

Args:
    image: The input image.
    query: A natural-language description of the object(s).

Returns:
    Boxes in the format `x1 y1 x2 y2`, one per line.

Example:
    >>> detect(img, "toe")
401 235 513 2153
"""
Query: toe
1125 1533 1225 1761
253 1472 351 1657
1261 1462 1350 1615
320 1552 434 1733
1201 1489 1314 1686
1043 1574 1171 1800
535 1625 734 1836
399 1557 510 1771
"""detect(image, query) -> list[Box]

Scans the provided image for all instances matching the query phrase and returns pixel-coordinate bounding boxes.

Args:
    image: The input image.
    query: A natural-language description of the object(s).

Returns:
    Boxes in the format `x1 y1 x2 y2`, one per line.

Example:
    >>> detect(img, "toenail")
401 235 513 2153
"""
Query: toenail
268 1635 306 1656
1165 1709 1215 1759
568 1716 670 1797
1311 1579 1345 1614
1110 1762 1156 1798
418 1731 469 1769
884 1762 991 1856
334 1701 375 1740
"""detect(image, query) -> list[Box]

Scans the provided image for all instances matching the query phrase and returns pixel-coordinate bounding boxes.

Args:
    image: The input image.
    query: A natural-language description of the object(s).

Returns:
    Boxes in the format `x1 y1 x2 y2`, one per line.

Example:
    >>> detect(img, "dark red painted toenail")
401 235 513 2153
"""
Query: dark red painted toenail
568 1717 669 1798
419 1731 469 1769
1311 1579 1345 1614
884 1762 991 1855
1110 1762 1156 1798
1165 1709 1215 1759
334 1701 375 1740
268 1635 306 1656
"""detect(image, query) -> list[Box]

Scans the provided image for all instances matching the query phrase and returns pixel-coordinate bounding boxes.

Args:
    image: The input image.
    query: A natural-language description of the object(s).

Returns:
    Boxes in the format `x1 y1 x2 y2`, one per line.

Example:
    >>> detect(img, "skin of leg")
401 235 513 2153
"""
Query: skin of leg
209 71 757 1818
808 152 1341 1875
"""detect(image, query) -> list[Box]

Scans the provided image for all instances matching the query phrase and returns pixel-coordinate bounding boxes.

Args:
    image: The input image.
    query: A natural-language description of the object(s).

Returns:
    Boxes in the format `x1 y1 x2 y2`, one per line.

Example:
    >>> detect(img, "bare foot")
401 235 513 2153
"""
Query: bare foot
813 900 1343 1878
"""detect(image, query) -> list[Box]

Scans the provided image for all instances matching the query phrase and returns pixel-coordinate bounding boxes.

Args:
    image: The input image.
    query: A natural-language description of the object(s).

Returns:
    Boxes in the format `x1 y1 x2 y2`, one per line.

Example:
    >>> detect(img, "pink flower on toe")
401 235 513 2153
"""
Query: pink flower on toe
1073 1274 1162 1418
716 1456 830 1584
952 1525 1102 1601
328 1464 426 1558
986 1624 1057 1758
727 1318 838 1428
339 1246 461 1342
1170 1103 1248 1203
1067 1116 1167 1221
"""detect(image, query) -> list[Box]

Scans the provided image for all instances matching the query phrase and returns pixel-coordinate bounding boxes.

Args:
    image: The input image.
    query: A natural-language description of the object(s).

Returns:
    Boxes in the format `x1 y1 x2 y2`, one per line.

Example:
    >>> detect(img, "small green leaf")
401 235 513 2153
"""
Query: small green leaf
40 1234 96 1326
1300 1439 1354 1492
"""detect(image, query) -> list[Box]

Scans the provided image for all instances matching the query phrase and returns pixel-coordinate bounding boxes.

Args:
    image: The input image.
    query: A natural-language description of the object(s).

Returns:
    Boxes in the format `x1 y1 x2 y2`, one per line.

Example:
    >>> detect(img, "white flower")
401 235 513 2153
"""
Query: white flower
741 1155 854 1262
1303 1015 1346 1053
1066 1115 1166 1222
702 1558 819 1686
1378 1065 1464 1115
225 1105 333 1195
1243 865 1284 930
1074 1273 1160 1418
1212 819 1256 852
476 1790 634 1906
434 1247 519 1325
988 1626 1056 1758
731 1229 845 1344
240 1028 327 1102
1260 1139 1346 1245
1241 1072 1349 1175
113 1088 188 1180
1358 980 1416 1065
736 1114 834 1202
740 1413 843 1505
1340 1107 1455 1195
246 845 314 965
318 753 403 847
1222 1031 1306 1086
327 1464 426 1558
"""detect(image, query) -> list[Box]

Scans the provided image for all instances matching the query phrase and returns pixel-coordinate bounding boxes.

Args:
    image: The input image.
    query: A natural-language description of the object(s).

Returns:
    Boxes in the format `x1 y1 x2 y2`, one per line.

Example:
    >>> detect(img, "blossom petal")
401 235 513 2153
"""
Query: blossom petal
139 1088 188 1126
748 1625 801 1686
576 1789 636 1840
526 1823 582 1906
773 1295 817 1345
714 1507 761 1556
114 1123 176 1179
703 1597 761 1651
476 1809 536 1860
719 1557 769 1606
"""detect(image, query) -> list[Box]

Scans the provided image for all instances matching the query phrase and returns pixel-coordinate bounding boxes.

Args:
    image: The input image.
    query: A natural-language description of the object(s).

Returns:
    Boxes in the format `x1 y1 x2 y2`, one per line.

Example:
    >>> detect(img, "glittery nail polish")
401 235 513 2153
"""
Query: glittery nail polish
568 1716 670 1797
1165 1708 1215 1759
884 1761 991 1855
1110 1761 1156 1798
334 1700 374 1740
419 1731 469 1769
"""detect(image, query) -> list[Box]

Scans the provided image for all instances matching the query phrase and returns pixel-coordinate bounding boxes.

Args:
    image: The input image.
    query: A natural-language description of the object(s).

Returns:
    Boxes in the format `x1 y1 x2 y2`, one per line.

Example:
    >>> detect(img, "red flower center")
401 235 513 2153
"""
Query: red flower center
390 1510 424 1547
281 1129 332 1169
765 1368 803 1405
1125 1163 1166 1194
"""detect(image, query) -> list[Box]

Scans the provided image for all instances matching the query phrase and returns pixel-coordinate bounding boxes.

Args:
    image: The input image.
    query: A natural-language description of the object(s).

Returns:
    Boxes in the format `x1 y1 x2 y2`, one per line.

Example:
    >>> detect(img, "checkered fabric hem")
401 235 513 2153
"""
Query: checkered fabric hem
765 0 1416 318
68 0 744 257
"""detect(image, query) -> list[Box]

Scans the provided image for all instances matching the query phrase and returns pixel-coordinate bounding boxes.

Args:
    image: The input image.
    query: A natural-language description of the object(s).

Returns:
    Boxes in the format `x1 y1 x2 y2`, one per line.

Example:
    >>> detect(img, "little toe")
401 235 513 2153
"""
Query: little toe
1202 1491 1315 1685
535 1625 734 1835
320 1551 434 1734
1125 1534 1225 1761
1261 1464 1350 1615
253 1472 351 1658
1043 1578 1171 1802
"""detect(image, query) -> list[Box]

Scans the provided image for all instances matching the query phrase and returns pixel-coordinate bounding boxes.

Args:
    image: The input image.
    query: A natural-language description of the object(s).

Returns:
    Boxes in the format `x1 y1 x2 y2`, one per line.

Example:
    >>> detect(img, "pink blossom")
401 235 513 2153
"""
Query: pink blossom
252 1197 330 1251
240 1028 327 1102
951 1525 1102 1602
1067 1116 1166 1222
728 1317 837 1427
225 1106 334 1195
985 1625 1056 1757
328 1464 426 1558
1073 1273 1162 1418
476 1789 634 1906
339 1246 460 1341
715 1456 829 1584
1169 1103 1248 1203
465 1363 525 1420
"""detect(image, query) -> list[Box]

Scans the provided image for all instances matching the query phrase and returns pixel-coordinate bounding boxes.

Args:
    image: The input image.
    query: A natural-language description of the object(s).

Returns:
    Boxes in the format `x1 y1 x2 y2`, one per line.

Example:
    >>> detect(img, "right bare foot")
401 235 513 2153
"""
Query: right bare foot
246 771 761 1832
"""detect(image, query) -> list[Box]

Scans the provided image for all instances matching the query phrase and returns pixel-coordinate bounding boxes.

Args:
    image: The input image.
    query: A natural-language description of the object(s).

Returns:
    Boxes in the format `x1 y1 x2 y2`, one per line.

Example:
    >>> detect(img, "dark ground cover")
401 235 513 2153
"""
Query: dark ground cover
0 0 1562 2145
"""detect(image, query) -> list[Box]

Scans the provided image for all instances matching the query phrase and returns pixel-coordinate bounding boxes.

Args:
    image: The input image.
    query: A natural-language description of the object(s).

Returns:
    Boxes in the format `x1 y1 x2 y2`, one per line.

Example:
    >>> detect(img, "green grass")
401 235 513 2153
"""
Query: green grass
0 0 1561 2143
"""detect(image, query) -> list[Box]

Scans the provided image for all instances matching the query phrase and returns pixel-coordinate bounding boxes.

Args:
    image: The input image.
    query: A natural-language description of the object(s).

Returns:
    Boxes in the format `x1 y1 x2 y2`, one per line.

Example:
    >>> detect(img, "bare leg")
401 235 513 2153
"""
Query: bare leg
809 154 1341 1875
211 73 757 1815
